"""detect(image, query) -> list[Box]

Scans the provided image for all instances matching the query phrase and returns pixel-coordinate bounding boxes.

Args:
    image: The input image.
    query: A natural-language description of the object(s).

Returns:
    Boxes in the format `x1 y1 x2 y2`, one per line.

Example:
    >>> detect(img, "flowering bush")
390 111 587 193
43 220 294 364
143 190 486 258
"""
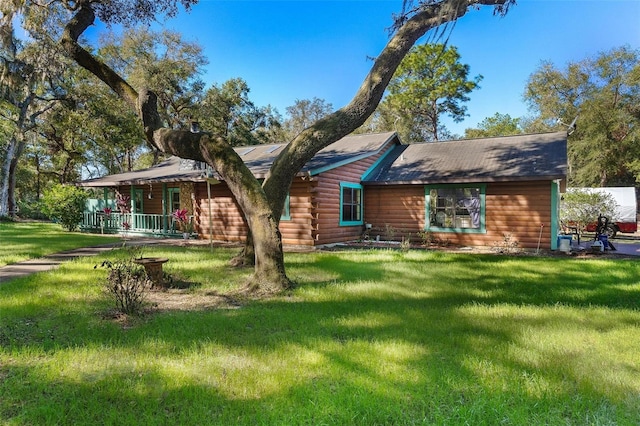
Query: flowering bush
115 191 130 213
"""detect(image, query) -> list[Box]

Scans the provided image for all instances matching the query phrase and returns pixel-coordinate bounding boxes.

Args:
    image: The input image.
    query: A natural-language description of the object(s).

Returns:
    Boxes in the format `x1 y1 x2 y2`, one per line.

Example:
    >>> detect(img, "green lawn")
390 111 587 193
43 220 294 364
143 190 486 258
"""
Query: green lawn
0 235 639 424
0 221 121 267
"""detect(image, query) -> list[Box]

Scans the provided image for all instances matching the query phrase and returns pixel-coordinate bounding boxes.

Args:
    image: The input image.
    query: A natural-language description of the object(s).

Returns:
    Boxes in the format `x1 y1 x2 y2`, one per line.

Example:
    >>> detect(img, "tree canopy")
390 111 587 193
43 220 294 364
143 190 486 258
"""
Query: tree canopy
284 98 334 141
464 112 523 138
524 45 640 187
361 43 481 142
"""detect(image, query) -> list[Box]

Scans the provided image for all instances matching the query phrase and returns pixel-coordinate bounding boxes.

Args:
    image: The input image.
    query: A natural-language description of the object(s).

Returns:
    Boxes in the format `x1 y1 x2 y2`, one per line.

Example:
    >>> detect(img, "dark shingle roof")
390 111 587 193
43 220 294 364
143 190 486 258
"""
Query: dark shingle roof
79 132 398 187
363 132 567 185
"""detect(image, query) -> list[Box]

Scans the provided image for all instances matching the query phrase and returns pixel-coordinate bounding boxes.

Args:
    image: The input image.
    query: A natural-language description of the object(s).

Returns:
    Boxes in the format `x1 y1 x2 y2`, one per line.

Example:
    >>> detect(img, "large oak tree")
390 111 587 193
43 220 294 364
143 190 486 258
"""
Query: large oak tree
8 0 515 294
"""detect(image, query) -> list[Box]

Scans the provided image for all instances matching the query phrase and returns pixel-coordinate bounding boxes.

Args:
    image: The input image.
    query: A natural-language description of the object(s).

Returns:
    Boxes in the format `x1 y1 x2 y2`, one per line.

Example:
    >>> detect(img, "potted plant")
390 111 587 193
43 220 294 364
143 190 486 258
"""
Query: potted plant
172 208 193 239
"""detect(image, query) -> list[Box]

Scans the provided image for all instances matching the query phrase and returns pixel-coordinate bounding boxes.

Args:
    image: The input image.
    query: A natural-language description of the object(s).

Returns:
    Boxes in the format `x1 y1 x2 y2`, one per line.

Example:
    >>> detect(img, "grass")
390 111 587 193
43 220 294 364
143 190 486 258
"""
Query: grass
0 221 121 267
0 227 639 424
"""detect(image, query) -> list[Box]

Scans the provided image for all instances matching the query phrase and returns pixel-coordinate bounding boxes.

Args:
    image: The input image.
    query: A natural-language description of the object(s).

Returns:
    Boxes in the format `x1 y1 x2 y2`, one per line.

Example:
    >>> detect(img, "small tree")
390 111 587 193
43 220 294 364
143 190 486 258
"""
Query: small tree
560 189 618 236
41 183 88 231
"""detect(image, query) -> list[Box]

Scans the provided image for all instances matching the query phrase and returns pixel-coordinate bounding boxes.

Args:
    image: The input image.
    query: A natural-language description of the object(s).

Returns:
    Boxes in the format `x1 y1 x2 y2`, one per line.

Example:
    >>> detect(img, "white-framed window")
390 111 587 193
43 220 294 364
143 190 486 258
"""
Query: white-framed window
425 184 486 233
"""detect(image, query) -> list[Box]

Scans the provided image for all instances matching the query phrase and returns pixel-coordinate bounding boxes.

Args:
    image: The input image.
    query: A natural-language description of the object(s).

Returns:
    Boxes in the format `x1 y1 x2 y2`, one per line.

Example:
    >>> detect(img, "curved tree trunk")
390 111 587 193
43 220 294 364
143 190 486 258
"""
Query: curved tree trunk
60 3 292 294
231 231 255 267
198 133 291 292
59 0 512 295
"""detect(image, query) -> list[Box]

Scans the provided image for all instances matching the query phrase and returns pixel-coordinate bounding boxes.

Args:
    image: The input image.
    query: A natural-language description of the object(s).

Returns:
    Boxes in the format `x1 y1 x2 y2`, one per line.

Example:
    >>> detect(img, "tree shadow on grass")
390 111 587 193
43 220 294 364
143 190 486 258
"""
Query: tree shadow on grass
1 250 639 424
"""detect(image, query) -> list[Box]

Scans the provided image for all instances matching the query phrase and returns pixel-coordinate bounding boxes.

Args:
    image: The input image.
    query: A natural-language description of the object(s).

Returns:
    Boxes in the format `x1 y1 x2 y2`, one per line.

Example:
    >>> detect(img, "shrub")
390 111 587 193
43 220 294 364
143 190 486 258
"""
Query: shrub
417 229 434 246
400 234 412 252
41 184 88 231
492 233 520 254
97 257 152 315
16 199 48 220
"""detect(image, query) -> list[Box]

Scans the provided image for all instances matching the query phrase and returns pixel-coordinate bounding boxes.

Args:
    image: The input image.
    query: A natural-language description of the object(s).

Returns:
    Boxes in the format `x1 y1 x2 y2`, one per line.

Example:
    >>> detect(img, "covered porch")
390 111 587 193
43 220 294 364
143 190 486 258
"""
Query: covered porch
78 157 209 238
81 211 187 237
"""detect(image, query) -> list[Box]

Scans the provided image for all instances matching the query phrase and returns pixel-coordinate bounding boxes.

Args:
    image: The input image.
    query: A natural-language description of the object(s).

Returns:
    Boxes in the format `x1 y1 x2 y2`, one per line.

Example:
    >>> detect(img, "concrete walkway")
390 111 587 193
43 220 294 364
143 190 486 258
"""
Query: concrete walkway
583 240 640 256
0 239 169 284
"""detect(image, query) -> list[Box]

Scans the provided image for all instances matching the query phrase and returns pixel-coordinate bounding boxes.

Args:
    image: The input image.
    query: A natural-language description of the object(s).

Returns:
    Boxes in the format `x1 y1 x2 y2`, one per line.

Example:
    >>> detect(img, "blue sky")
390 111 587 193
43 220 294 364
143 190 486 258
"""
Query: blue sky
92 0 640 136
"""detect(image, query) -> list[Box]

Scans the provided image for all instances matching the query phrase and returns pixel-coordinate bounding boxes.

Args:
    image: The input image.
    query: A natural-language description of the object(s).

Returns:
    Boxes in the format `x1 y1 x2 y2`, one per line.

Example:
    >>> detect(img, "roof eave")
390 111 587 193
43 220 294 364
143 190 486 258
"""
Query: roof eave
362 175 566 186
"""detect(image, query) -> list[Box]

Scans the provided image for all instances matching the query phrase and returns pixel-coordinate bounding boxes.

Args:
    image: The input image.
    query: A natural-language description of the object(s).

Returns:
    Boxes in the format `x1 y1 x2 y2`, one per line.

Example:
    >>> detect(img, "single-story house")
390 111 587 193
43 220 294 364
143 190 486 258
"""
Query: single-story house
78 131 567 250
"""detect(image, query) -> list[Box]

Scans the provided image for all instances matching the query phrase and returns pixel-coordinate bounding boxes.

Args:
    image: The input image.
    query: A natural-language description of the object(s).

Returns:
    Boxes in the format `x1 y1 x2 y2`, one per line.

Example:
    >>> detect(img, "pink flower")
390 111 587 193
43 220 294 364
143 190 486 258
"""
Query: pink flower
115 192 130 213
172 208 189 223
122 221 131 230
103 207 112 215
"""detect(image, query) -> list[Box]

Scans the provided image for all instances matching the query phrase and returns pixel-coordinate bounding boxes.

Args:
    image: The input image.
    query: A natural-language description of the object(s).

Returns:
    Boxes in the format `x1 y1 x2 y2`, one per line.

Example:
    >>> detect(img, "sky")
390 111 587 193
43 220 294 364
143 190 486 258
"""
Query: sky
88 0 640 137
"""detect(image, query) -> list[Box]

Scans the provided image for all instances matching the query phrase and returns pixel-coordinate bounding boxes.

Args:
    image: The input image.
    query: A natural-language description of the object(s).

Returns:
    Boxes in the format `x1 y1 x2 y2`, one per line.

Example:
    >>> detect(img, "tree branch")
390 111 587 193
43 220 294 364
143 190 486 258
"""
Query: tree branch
263 0 510 216
60 2 139 110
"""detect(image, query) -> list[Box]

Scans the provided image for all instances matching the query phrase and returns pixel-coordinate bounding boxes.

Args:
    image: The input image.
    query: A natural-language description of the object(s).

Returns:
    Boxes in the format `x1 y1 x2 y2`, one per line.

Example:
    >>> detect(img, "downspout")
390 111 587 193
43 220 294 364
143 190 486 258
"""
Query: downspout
207 179 213 252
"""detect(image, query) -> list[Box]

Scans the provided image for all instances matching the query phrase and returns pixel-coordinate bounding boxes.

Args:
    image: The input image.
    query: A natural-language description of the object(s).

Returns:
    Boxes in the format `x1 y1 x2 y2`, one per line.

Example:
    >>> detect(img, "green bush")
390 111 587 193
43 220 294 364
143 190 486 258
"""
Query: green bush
16 199 49 220
41 184 88 231
560 189 617 234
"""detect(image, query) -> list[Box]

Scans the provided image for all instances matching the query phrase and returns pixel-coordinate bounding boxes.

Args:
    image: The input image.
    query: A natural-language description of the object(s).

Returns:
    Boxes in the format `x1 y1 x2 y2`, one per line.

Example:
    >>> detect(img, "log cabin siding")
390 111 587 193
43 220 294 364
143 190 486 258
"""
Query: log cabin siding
485 182 553 249
193 178 318 246
279 179 315 246
364 181 555 249
311 144 393 245
364 186 426 240
194 182 248 243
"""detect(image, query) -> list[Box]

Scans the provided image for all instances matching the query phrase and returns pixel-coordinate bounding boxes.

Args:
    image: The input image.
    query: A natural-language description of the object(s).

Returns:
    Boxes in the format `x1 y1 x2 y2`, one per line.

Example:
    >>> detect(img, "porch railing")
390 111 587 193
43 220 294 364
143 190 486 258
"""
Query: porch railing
81 212 183 236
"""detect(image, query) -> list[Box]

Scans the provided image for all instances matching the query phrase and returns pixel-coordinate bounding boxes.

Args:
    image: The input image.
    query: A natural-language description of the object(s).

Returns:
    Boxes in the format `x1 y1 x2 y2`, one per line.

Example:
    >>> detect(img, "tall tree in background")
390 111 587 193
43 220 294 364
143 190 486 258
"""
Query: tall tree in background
375 43 482 142
524 46 640 187
196 78 284 146
464 112 523 138
9 0 515 294
283 97 333 140
0 21 65 218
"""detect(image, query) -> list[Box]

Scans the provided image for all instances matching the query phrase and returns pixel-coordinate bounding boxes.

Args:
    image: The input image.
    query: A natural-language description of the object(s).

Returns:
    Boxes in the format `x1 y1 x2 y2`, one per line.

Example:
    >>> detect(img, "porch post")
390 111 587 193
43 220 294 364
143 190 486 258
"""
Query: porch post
162 183 168 234
130 185 135 231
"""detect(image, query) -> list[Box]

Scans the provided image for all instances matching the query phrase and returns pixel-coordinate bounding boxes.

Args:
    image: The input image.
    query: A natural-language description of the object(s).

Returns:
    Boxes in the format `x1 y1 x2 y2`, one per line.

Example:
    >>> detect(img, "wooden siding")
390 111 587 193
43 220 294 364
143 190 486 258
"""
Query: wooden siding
364 181 555 249
311 145 394 245
193 179 318 246
485 182 553 249
195 183 248 243
280 179 315 246
364 186 426 239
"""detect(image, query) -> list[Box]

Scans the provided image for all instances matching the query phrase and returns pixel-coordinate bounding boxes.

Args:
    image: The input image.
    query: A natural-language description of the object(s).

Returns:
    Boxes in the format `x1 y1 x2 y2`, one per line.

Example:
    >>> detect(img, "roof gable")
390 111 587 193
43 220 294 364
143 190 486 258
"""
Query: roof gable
363 132 567 185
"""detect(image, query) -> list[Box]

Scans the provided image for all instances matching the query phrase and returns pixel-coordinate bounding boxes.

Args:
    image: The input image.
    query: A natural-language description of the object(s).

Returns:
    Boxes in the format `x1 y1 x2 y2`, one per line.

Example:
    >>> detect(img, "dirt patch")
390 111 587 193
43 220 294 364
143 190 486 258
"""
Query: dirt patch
145 288 243 312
